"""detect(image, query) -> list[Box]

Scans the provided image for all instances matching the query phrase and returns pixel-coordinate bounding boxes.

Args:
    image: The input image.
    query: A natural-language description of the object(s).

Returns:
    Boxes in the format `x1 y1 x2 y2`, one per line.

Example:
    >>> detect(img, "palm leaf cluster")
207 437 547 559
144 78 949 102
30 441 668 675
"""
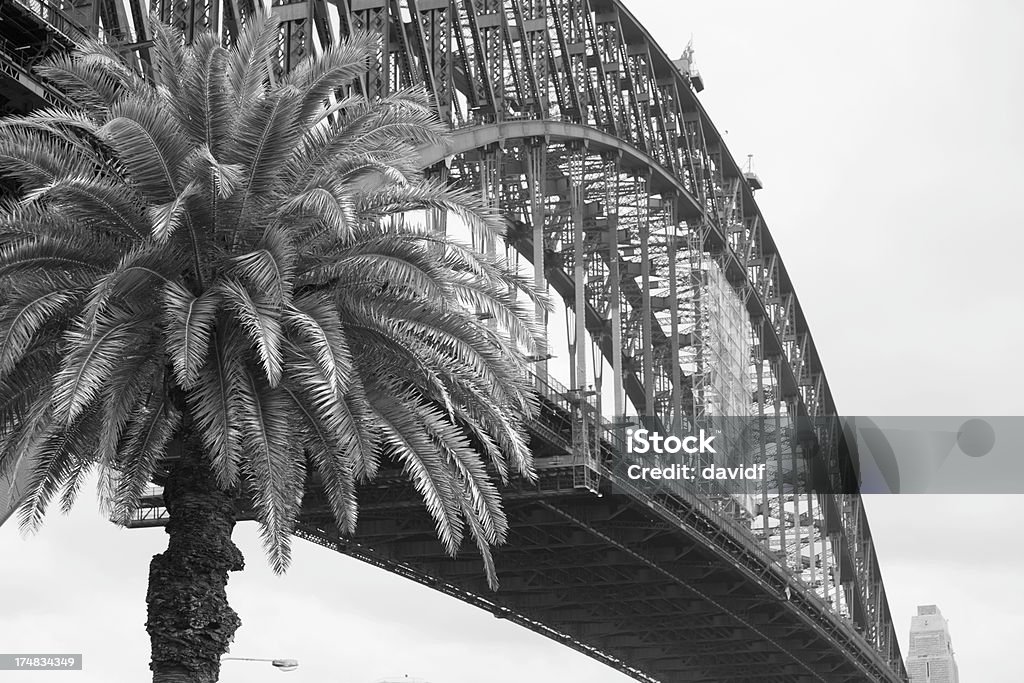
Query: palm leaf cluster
0 15 541 583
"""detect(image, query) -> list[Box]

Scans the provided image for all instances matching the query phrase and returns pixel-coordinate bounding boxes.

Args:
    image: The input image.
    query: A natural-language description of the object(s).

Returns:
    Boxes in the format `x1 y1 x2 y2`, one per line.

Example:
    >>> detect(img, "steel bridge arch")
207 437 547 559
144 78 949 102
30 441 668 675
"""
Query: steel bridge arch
419 119 703 419
415 118 807 419
0 0 908 680
419 120 702 208
416 119 899 680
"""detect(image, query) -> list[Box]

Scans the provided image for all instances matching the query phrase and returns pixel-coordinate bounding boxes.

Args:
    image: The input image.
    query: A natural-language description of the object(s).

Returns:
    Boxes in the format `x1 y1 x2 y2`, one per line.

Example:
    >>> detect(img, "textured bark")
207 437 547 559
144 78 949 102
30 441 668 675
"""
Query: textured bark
147 435 244 683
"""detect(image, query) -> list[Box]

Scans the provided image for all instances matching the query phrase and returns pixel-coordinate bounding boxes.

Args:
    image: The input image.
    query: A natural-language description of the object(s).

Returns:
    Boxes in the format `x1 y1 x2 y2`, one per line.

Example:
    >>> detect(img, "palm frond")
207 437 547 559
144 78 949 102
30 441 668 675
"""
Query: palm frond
236 370 304 573
356 178 505 240
0 108 100 142
0 235 106 284
284 294 351 393
334 374 379 481
225 12 280 113
183 145 244 200
146 14 188 98
17 401 102 532
24 176 148 242
82 242 181 331
446 380 537 483
0 130 97 191
0 285 82 377
0 200 76 246
277 187 355 241
227 224 295 309
324 153 422 187
217 278 283 386
369 390 463 554
176 33 233 153
411 397 507 544
34 54 126 114
109 395 181 525
284 88 442 188
73 39 151 95
280 383 356 534
162 280 220 388
149 180 200 243
186 326 245 488
98 97 191 203
59 454 97 515
228 92 303 233
282 32 375 123
0 347 59 450
50 307 155 425
340 296 529 410
96 354 161 476
457 493 501 590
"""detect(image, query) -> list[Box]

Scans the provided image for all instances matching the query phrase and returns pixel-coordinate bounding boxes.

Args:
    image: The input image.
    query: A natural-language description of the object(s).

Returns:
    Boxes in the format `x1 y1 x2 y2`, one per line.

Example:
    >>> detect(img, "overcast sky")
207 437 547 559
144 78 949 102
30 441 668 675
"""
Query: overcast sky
3 1 1023 681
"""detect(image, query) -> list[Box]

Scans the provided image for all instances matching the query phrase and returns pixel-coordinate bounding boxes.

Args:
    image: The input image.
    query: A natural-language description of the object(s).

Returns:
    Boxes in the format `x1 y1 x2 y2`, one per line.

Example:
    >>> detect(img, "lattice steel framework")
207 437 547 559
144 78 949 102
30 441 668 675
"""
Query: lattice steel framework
0 1 907 681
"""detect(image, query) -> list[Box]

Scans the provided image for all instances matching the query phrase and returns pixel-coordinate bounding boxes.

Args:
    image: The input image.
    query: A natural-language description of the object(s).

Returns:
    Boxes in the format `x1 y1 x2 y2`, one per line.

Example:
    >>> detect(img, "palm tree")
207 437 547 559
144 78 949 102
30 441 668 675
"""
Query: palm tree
0 14 541 683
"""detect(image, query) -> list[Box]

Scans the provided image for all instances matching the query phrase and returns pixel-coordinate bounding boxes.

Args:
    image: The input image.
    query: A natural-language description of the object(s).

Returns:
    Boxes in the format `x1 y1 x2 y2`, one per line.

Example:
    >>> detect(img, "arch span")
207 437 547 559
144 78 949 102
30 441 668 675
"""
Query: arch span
1 0 907 680
418 120 703 218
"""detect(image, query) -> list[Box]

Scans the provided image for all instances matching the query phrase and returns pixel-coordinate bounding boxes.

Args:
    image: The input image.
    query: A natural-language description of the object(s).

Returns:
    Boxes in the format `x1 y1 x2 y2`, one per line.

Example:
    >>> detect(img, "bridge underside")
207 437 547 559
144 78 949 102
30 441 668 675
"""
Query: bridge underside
297 461 872 683
0 0 77 115
124 390 897 682
282 394 890 683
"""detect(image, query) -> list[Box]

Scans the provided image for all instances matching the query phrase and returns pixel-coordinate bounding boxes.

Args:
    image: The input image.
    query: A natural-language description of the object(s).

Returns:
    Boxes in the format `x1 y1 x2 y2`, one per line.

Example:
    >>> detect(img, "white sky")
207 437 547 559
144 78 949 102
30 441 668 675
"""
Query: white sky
3 1 1023 681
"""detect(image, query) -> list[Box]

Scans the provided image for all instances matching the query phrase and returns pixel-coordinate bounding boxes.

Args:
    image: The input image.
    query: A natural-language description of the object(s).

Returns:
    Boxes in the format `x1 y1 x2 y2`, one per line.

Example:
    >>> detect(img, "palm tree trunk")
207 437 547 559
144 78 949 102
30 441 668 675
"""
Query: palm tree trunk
146 435 244 683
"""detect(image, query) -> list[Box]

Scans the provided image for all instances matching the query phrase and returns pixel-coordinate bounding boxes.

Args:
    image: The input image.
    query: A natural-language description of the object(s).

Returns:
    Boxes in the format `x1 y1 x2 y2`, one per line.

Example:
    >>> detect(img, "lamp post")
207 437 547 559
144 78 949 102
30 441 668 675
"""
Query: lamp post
221 657 299 672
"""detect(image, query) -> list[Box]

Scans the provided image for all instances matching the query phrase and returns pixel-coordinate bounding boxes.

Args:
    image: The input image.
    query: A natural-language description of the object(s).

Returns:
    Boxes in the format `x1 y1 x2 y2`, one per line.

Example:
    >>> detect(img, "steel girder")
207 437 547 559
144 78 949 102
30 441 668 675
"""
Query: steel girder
294 477 900 682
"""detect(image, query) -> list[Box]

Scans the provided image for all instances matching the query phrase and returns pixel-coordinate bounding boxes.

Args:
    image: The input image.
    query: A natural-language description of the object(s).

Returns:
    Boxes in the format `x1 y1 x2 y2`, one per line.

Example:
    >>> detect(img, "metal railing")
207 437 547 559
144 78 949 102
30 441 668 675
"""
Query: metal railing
8 0 90 45
0 35 36 71
530 368 765 549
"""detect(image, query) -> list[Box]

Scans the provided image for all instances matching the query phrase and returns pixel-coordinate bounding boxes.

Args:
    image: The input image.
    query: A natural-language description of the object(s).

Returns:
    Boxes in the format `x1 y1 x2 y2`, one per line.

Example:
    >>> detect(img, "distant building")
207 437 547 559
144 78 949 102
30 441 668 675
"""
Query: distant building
907 605 959 683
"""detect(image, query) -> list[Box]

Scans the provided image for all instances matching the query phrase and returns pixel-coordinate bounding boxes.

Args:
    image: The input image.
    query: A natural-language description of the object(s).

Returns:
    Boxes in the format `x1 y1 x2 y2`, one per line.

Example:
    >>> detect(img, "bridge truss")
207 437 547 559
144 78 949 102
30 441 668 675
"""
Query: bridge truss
1 1 907 681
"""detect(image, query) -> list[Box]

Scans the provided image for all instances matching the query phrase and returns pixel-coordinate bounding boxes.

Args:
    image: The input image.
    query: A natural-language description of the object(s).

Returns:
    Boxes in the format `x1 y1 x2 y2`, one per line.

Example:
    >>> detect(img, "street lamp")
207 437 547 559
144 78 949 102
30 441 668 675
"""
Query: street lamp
221 657 299 672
